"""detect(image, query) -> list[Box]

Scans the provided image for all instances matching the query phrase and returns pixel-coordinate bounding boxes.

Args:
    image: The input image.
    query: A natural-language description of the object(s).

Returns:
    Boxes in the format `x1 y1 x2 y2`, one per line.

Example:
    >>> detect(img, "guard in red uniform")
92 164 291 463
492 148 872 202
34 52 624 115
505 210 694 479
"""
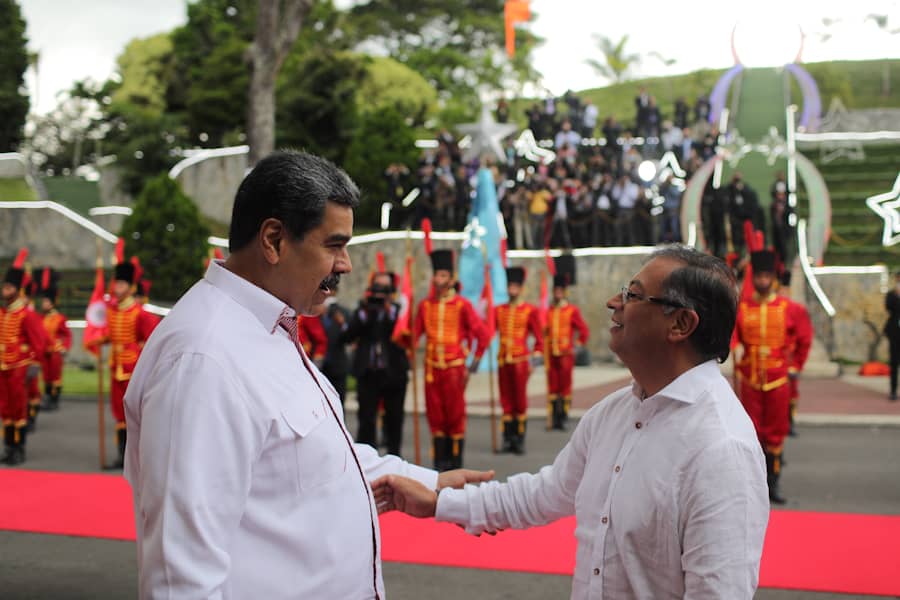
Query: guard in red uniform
298 314 327 368
413 248 488 470
23 273 46 431
97 252 159 467
496 266 543 454
734 250 810 504
37 267 71 412
778 271 813 436
1 249 46 465
545 255 589 430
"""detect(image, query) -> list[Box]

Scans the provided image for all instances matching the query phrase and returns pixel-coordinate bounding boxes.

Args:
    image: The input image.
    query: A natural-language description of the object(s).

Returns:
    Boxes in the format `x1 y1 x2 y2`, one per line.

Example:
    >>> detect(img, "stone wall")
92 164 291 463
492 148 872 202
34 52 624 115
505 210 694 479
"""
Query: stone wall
805 268 889 364
0 205 113 269
336 237 651 362
173 153 247 225
0 153 27 178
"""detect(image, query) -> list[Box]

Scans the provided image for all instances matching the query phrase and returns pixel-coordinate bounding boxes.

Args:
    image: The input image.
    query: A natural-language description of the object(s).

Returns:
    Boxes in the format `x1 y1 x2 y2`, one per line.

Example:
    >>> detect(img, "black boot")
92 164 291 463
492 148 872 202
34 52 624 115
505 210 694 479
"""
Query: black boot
788 401 797 437
500 418 515 453
41 382 54 410
1 423 14 464
512 416 527 455
765 451 787 505
50 386 61 411
432 436 447 471
551 398 567 431
112 427 127 469
450 437 465 470
27 401 40 433
3 425 27 466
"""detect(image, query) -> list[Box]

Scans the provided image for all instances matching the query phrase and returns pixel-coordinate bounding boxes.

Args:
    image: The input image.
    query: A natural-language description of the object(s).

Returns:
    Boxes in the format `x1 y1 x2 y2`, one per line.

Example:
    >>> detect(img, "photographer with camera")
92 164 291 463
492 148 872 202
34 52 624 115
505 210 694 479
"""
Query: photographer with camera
342 271 410 457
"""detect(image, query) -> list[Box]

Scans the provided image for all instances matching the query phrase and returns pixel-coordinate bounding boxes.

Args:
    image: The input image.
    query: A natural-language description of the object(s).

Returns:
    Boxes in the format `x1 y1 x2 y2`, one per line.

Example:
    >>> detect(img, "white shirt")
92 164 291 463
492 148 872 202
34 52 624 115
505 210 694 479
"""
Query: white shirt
436 360 768 599
124 260 437 599
583 104 599 128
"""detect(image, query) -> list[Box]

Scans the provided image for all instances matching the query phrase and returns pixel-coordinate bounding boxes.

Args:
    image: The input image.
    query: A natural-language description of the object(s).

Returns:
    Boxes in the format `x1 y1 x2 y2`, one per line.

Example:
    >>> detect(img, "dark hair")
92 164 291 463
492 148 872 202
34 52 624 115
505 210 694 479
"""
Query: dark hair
228 150 359 252
647 244 738 363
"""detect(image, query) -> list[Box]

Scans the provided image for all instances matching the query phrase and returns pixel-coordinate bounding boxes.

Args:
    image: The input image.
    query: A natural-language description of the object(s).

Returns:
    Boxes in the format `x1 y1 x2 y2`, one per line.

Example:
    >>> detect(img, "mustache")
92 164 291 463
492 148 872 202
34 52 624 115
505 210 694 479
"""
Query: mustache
319 273 341 292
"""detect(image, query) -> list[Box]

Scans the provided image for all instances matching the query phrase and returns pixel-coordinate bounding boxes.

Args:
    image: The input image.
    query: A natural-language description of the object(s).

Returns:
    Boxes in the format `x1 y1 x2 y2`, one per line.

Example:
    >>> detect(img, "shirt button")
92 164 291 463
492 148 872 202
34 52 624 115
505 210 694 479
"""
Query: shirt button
601 516 608 524
614 465 621 472
593 567 600 575
635 422 643 429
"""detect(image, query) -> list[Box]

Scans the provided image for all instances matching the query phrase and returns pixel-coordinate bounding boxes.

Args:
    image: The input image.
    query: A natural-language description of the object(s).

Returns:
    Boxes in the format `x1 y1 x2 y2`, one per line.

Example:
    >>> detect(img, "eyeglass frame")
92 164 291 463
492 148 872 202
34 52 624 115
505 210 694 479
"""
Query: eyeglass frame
620 286 688 309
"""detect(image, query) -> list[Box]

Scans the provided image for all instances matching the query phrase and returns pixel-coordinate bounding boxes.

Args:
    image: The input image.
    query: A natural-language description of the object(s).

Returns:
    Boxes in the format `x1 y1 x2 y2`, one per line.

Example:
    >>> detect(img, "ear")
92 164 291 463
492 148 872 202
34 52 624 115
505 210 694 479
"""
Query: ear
667 308 699 344
259 218 285 266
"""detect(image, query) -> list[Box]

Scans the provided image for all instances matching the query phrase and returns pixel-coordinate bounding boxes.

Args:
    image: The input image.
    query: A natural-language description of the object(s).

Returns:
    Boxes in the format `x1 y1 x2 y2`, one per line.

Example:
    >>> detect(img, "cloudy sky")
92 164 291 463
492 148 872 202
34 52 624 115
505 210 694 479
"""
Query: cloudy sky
20 0 900 115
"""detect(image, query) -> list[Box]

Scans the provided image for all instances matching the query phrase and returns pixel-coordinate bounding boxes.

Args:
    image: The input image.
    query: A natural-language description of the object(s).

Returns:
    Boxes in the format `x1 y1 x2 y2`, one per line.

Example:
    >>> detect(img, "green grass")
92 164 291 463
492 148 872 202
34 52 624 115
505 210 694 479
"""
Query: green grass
0 177 37 200
62 364 105 395
43 176 101 215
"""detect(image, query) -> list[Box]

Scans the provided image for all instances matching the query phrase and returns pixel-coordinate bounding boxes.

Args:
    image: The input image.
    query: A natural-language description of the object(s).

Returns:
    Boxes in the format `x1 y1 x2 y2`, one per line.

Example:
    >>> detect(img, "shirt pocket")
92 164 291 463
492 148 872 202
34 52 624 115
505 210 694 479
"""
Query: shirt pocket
281 403 349 492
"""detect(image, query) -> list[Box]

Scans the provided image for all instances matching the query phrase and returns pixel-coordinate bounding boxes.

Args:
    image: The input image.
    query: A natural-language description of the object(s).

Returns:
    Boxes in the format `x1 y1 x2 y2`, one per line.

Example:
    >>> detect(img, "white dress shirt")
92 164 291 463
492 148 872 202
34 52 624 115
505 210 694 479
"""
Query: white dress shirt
124 260 437 599
436 360 768 599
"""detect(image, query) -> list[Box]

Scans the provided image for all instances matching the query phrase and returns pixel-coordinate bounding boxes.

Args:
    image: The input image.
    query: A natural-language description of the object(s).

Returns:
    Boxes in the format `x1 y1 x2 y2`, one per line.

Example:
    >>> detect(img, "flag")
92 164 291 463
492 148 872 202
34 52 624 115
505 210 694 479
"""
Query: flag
391 255 415 348
539 270 549 328
504 0 531 57
83 261 107 356
479 263 496 341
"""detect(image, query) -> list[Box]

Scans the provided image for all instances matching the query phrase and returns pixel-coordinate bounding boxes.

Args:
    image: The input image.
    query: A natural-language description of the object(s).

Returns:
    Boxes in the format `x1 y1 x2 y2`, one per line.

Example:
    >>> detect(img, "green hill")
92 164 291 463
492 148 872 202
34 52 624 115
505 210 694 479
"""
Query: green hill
0 177 37 201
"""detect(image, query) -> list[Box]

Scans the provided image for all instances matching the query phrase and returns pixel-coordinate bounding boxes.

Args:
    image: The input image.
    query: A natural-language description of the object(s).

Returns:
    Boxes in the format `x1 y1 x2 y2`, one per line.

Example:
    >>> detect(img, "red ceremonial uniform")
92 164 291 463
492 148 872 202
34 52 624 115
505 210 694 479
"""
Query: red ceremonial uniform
545 300 589 417
0 298 46 428
297 315 327 363
41 310 71 389
496 301 543 423
783 296 813 425
413 289 488 440
106 297 158 425
734 292 809 453
25 304 48 419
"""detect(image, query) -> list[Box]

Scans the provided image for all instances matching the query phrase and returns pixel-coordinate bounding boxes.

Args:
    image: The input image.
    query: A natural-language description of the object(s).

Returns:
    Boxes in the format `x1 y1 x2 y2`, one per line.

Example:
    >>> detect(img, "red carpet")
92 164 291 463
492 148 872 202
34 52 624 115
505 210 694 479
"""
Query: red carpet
2 470 899 596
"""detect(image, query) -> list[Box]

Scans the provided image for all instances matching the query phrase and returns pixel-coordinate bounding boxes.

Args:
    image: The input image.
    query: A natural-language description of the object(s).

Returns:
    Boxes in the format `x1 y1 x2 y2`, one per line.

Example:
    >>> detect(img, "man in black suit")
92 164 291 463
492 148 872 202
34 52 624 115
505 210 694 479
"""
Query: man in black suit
321 299 351 406
343 272 411 456
885 271 900 401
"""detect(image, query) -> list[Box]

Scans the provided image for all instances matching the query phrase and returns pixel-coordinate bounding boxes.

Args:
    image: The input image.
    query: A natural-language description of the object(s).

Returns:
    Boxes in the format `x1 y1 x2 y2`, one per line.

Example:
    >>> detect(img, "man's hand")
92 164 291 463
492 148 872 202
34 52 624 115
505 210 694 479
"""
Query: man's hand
437 468 495 490
371 475 438 517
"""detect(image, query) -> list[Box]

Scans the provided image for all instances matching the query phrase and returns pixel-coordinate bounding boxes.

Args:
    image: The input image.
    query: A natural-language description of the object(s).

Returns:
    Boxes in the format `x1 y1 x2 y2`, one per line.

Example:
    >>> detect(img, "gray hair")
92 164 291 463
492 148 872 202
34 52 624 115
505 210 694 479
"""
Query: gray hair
646 244 738 363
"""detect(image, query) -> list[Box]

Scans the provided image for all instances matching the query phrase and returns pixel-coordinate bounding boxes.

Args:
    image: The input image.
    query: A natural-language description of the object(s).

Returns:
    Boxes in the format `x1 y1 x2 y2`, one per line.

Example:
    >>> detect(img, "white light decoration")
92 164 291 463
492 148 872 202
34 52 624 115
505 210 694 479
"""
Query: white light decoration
637 160 657 182
866 173 900 247
401 188 420 207
88 206 133 216
797 218 836 317
455 105 518 163
656 151 686 179
513 129 556 164
380 202 392 230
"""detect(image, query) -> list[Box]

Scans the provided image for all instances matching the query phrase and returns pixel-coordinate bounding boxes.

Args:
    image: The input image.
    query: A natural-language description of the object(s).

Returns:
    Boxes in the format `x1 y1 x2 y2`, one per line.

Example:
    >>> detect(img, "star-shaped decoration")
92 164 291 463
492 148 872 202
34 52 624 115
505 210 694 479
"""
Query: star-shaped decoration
866 172 900 246
461 217 488 250
819 97 849 132
718 132 751 168
755 126 788 166
657 151 686 179
820 141 865 165
456 105 519 163
513 129 556 164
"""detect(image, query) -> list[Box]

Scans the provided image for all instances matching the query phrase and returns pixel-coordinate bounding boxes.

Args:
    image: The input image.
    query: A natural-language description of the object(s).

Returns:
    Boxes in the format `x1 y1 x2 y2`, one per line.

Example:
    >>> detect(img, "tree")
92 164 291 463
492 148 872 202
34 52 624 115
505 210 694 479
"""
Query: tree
276 50 367 164
344 0 541 122
120 175 210 302
585 34 641 84
0 0 30 151
246 0 314 164
343 105 419 228
111 33 176 115
357 56 438 128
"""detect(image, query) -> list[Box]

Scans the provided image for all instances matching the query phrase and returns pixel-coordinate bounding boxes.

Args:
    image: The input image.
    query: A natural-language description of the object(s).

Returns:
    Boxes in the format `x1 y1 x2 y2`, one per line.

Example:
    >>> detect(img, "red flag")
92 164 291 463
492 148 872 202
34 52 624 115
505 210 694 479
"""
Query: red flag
391 256 415 348
83 262 107 356
421 218 433 256
480 264 496 340
539 270 549 328
504 0 531 57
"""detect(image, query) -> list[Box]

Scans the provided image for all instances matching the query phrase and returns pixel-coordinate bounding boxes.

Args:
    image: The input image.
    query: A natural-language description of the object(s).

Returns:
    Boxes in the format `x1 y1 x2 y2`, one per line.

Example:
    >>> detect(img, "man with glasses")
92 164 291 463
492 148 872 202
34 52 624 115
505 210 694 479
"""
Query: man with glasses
373 244 769 599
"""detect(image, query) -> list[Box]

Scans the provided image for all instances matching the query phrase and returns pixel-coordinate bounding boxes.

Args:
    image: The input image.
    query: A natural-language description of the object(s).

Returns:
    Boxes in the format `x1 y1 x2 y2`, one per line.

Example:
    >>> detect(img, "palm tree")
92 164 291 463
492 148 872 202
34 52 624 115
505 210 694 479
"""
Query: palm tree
585 34 641 84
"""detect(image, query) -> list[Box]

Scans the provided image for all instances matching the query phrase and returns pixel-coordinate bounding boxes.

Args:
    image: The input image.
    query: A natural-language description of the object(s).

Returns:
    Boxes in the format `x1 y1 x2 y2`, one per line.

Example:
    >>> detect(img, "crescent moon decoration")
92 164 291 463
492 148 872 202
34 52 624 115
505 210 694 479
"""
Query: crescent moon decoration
785 63 822 132
708 64 744 126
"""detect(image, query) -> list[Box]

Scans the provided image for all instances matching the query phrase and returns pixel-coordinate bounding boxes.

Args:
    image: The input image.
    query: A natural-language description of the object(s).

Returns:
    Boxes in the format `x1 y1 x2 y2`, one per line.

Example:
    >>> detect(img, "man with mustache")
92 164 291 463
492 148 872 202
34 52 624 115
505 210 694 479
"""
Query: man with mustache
123 151 491 599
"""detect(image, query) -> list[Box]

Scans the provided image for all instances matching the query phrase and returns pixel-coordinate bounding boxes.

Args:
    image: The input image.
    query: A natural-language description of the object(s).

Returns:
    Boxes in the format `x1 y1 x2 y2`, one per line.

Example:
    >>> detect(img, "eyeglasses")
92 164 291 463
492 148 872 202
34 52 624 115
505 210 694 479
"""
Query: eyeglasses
620 286 687 309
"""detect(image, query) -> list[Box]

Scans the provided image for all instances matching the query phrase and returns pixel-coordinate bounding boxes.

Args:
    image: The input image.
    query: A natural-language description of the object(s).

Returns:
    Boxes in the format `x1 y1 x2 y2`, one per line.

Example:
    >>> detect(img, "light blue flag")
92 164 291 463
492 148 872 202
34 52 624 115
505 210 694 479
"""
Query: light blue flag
459 168 508 369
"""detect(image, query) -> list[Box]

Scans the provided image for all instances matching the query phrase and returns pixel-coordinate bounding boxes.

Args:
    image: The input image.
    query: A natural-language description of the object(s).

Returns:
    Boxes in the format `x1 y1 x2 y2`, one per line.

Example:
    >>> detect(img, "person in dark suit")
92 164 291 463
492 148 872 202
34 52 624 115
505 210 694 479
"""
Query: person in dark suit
321 299 351 406
343 272 411 455
884 271 900 401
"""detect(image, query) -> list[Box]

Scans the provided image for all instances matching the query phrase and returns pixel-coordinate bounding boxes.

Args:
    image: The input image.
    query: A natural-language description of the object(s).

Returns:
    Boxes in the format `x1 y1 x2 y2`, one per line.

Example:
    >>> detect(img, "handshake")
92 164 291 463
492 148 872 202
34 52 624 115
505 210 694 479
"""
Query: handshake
371 468 494 518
